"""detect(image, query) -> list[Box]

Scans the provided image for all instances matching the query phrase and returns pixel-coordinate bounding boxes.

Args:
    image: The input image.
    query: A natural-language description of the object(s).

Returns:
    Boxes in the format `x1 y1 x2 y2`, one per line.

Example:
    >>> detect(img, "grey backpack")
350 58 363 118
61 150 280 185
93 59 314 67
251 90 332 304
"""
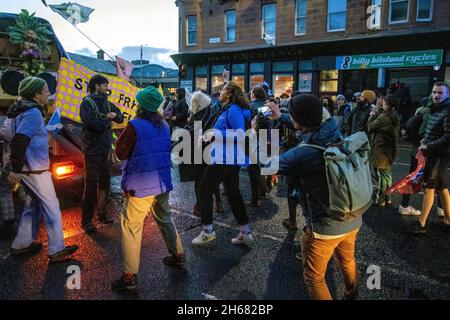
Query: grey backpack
301 131 373 221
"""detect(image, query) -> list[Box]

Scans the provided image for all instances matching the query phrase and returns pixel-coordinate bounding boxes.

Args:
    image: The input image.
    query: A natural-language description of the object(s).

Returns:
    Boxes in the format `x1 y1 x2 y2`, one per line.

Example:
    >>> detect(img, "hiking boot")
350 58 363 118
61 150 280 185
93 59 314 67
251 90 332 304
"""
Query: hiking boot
111 274 138 292
10 242 43 256
215 200 224 214
192 230 217 245
231 232 254 246
408 221 426 235
81 222 97 233
399 205 421 216
163 253 187 268
282 218 298 230
48 245 79 263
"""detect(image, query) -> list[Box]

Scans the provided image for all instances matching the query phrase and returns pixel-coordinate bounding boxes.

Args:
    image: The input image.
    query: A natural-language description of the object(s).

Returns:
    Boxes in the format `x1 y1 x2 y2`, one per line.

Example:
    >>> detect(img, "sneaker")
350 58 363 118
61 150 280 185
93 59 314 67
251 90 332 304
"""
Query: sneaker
437 208 445 217
111 274 138 292
81 222 97 233
10 242 43 256
163 253 187 268
192 230 217 245
231 232 254 245
48 245 79 263
408 221 426 235
399 205 421 216
282 218 298 230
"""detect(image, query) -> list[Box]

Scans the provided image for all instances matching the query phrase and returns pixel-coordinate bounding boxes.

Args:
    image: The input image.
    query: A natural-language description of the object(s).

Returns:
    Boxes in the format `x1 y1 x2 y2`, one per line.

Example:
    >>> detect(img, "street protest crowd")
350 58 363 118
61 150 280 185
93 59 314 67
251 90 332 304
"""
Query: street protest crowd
0 74 449 300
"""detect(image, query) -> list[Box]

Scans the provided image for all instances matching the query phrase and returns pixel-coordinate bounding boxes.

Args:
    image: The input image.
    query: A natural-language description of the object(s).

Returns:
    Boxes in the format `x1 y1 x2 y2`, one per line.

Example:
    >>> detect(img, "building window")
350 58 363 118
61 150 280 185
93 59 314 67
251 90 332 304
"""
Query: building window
417 0 433 21
211 65 225 95
389 0 409 24
327 0 346 32
225 10 236 42
250 75 264 89
186 15 197 45
273 74 294 98
445 67 450 85
262 3 276 38
232 64 245 91
319 70 339 99
195 77 208 91
298 73 312 93
295 0 307 35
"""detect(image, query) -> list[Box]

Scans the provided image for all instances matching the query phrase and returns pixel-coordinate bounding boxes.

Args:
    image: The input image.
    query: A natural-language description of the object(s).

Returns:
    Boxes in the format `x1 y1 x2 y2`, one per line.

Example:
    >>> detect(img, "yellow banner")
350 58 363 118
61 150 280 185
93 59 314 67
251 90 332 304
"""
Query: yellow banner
54 58 139 127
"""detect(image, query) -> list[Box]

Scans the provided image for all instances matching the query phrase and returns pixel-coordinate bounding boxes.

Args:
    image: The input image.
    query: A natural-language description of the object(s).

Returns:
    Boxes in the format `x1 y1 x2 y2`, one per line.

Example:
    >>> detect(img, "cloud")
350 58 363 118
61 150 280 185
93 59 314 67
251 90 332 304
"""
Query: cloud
116 46 177 69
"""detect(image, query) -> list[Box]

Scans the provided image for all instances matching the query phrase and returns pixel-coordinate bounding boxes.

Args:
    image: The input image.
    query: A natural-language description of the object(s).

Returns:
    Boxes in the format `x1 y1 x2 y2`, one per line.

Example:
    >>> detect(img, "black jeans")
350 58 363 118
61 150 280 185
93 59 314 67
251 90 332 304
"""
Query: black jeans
247 164 267 203
193 165 221 204
198 165 248 226
82 153 112 225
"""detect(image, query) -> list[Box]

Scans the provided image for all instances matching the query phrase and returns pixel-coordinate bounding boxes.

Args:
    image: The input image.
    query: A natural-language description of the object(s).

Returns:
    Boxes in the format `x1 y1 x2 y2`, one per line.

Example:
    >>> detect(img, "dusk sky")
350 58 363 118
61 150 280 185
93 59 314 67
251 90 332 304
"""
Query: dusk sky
2 0 179 68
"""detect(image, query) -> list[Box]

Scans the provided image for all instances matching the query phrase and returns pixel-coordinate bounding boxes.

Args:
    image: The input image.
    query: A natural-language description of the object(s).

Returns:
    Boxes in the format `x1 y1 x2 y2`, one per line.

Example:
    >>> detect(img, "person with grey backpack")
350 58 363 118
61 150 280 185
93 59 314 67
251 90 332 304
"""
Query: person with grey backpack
269 93 372 300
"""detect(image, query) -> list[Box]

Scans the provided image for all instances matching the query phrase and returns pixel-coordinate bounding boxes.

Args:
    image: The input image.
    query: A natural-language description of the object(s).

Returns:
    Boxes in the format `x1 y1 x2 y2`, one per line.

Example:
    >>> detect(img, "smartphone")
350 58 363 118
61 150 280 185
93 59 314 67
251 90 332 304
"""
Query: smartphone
258 106 272 117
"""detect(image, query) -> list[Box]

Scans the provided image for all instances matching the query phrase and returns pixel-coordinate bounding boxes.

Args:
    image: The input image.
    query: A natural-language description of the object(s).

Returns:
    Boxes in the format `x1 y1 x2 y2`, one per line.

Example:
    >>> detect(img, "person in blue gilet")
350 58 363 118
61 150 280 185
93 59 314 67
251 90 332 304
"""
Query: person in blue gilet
111 86 185 292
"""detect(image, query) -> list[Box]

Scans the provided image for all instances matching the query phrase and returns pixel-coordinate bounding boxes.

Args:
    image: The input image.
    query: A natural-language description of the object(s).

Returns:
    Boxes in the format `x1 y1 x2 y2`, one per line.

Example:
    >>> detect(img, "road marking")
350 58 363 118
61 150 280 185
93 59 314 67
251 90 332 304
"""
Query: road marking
202 293 218 300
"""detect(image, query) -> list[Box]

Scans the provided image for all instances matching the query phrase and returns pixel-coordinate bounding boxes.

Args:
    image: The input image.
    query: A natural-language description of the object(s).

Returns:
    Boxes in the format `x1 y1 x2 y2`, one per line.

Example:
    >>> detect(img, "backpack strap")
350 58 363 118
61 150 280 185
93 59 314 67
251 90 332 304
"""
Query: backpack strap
83 96 107 120
299 143 326 151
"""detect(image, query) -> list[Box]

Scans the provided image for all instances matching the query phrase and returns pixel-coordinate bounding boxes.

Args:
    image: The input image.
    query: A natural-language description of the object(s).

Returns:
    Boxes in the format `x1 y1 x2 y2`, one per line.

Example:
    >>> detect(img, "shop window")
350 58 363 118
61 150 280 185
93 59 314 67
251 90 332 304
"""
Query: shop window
250 74 264 90
417 0 433 22
295 0 307 35
225 10 236 42
211 75 224 95
445 67 450 86
273 61 294 73
273 74 294 98
342 70 378 97
389 0 409 24
262 4 276 38
195 77 208 92
299 59 313 71
232 76 245 90
232 64 245 74
211 65 225 75
320 70 339 97
298 73 312 93
195 65 208 76
186 15 197 45
327 0 346 32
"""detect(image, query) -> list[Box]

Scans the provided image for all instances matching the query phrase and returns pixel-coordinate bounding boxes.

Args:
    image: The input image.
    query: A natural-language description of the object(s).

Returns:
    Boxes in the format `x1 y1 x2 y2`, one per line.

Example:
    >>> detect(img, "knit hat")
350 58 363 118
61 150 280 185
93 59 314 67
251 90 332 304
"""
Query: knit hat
361 90 376 103
288 93 322 128
88 74 109 93
18 76 46 100
136 86 163 113
336 94 346 102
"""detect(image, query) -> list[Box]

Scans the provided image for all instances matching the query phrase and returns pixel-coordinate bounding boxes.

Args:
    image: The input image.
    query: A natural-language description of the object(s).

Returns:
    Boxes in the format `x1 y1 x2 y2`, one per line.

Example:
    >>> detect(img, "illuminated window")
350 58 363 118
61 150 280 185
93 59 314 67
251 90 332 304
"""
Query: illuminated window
320 70 339 96
195 77 207 91
232 76 245 90
273 74 294 98
211 75 224 95
389 0 409 24
250 74 264 89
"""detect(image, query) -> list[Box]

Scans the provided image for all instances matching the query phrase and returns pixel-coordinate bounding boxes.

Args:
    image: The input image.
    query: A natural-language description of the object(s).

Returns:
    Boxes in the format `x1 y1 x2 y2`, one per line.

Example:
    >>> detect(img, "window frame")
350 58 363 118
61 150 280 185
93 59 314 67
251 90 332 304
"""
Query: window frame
261 3 277 39
388 0 410 25
225 10 236 43
327 0 347 33
186 15 197 46
416 0 433 22
295 0 307 36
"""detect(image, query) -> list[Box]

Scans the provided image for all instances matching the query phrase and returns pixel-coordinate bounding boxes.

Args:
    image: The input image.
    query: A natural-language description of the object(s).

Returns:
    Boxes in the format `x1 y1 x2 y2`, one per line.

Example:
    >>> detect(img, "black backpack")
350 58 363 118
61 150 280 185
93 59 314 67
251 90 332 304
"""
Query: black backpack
404 113 423 144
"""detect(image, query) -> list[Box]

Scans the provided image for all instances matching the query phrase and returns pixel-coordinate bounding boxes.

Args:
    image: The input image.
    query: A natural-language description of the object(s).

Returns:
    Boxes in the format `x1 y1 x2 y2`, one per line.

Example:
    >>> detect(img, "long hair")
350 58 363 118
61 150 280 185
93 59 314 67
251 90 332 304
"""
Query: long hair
223 81 250 109
136 106 164 127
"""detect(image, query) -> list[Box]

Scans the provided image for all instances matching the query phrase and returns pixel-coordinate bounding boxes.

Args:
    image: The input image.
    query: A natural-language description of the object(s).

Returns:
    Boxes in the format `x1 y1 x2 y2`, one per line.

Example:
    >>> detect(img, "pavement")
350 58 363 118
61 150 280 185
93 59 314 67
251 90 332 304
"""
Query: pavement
0 138 449 300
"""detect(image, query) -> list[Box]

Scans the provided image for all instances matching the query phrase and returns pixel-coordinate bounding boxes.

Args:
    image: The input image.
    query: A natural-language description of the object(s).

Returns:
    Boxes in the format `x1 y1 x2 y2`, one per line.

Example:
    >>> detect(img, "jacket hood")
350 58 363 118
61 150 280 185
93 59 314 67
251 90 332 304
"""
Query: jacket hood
388 108 401 127
301 118 342 147
431 97 450 113
7 99 44 119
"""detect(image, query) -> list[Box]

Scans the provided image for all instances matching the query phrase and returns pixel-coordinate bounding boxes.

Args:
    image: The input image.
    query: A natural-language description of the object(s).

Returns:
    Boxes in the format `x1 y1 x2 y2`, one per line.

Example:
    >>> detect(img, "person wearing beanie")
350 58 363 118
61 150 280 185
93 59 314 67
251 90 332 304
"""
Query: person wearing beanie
172 87 189 129
79 74 124 232
346 89 375 135
269 93 361 300
336 94 352 135
8 77 79 262
112 86 185 291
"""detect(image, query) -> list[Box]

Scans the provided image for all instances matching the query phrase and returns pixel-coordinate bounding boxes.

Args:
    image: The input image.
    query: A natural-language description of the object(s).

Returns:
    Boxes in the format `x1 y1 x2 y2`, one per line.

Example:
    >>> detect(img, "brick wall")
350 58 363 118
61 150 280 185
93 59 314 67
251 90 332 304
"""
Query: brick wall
178 0 450 53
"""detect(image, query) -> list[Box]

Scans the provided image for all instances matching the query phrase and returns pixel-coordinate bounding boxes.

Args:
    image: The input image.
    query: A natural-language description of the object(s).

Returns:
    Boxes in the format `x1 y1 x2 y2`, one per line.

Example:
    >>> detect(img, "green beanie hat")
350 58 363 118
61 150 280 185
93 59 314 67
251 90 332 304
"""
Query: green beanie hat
136 86 163 113
18 76 47 100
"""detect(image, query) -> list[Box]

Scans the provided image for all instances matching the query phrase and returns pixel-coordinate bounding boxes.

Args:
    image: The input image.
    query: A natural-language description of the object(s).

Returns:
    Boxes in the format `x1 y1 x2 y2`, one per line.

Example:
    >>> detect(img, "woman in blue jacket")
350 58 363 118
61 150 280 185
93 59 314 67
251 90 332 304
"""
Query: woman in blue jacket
192 82 254 246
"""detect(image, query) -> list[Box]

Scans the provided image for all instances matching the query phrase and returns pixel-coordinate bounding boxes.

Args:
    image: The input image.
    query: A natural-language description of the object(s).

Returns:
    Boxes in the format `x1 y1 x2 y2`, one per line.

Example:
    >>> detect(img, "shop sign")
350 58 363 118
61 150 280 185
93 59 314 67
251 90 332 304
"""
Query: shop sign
336 50 443 70
209 37 221 44
298 73 312 92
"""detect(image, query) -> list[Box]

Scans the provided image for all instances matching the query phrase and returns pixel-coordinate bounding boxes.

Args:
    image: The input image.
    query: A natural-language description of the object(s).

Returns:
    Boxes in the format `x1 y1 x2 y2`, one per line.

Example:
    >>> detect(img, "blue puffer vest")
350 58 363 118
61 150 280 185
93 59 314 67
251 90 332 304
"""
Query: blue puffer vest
120 118 173 197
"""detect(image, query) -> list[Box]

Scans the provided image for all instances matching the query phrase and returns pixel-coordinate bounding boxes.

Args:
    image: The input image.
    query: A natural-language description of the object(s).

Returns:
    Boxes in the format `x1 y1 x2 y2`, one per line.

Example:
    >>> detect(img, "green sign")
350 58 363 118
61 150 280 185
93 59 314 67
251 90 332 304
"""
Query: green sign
336 50 443 70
